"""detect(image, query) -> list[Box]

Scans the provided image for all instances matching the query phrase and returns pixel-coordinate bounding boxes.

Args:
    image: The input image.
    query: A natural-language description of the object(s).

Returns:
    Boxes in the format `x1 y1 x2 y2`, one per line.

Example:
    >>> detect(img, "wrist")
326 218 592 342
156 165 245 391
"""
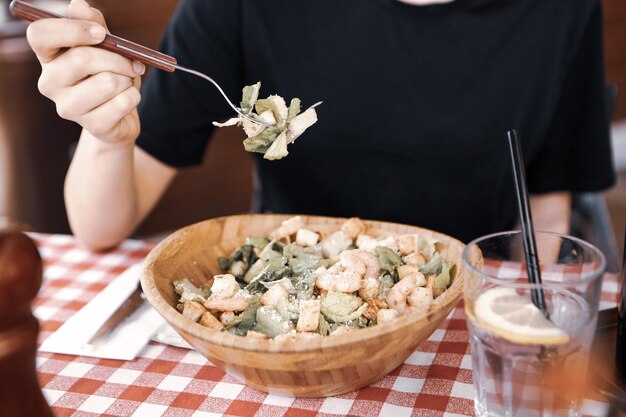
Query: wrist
80 129 137 154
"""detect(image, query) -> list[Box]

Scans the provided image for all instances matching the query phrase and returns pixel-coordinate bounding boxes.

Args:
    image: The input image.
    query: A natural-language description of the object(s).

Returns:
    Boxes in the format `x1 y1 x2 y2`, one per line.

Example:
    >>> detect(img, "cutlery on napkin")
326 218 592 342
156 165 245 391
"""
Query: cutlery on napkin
38 264 167 360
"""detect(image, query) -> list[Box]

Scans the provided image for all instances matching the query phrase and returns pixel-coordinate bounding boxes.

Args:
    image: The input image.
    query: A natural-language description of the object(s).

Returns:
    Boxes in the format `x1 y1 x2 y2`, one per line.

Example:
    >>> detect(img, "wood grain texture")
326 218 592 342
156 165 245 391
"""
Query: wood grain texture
141 214 467 397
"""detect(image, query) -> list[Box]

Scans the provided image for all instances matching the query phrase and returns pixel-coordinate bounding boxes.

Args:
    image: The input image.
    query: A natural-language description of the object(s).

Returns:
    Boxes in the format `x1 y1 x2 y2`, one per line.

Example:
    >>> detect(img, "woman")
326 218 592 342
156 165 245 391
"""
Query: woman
25 0 614 249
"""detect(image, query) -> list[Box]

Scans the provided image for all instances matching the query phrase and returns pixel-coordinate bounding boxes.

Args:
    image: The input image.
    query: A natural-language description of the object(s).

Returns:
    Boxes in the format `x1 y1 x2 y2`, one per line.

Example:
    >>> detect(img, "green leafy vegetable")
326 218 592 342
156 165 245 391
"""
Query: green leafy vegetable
317 314 331 336
378 274 395 299
375 246 403 282
433 260 454 292
321 230 352 258
321 290 367 323
289 257 323 276
173 279 207 303
243 259 266 283
419 252 443 276
255 306 294 337
345 316 369 329
240 82 260 115
245 256 290 294
243 126 282 154
245 236 270 250
264 131 289 161
294 270 317 300
255 95 288 123
287 98 301 120
213 82 321 161
227 296 261 336
217 244 257 281
417 237 438 261
276 297 299 322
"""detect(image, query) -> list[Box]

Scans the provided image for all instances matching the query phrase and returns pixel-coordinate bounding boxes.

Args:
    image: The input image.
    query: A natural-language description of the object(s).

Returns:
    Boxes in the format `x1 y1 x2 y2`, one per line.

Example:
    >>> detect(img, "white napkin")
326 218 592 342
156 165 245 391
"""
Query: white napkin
151 323 193 349
39 264 166 360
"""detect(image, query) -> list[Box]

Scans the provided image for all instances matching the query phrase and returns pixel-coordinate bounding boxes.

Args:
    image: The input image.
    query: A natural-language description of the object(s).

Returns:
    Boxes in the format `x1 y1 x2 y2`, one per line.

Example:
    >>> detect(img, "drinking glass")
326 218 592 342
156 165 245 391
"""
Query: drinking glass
462 231 606 417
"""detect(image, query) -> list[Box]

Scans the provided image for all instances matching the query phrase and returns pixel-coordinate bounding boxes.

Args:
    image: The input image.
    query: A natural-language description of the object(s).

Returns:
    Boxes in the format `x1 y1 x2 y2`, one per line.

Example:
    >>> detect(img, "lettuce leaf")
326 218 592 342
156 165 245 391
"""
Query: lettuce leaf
243 126 282 154
173 279 207 303
287 98 301 120
419 252 443 276
255 95 288 122
227 295 261 336
434 260 454 291
214 82 320 161
317 314 331 336
375 246 403 282
321 290 367 323
240 82 260 115
263 131 289 161
255 306 294 337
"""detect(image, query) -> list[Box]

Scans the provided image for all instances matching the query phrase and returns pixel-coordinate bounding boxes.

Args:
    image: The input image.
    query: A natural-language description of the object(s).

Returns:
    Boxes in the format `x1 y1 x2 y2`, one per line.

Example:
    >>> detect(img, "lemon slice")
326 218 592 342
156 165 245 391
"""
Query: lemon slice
467 287 570 346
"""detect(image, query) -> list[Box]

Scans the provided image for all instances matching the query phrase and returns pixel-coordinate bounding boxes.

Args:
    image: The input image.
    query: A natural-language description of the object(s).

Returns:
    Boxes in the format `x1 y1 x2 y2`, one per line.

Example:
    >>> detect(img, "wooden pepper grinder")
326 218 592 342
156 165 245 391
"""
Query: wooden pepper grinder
0 228 54 417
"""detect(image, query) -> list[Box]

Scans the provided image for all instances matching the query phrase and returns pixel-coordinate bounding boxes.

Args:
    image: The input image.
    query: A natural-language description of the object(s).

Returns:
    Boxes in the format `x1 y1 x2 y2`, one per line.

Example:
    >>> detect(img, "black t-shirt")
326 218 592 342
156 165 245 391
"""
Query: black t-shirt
136 0 615 243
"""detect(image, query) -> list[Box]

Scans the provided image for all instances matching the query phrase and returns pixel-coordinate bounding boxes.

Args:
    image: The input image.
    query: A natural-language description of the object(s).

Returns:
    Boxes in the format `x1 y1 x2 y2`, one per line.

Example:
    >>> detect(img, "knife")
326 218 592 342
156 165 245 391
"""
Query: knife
87 284 145 343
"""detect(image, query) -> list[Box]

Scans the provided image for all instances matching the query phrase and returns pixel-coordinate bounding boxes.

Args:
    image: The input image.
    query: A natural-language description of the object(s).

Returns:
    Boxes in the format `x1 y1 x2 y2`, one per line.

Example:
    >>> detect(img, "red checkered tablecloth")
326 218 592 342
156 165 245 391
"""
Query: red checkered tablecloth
30 234 619 417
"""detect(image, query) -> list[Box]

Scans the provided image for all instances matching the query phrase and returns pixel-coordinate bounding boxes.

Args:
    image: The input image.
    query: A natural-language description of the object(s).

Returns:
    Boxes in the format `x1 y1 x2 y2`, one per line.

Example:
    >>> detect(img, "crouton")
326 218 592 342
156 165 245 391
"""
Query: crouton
182 301 206 322
271 216 304 239
340 217 366 239
403 251 426 266
199 311 224 330
296 300 321 332
204 297 249 312
408 287 433 309
377 309 400 324
397 234 418 256
397 264 419 279
219 311 235 326
356 234 378 253
426 276 445 297
260 284 289 307
296 228 320 247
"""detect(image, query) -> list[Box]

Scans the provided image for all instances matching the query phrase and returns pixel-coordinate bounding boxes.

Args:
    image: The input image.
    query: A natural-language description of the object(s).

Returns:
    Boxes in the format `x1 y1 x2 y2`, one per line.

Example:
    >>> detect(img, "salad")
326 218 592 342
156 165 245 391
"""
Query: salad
173 216 454 340
213 83 321 160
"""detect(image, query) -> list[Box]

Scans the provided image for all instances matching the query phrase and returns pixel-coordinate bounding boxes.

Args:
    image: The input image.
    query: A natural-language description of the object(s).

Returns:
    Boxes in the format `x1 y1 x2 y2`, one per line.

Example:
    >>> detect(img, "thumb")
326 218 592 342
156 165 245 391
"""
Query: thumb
68 0 108 29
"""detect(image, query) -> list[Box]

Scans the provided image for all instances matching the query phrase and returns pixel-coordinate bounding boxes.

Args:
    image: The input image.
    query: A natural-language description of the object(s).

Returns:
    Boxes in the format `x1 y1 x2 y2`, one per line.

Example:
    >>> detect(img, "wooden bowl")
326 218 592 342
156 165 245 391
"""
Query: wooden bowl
140 214 466 397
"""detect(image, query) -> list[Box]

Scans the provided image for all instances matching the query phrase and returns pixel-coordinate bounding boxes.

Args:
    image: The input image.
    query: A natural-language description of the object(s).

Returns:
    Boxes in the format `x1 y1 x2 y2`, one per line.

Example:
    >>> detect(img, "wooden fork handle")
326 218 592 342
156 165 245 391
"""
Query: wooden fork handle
9 0 178 72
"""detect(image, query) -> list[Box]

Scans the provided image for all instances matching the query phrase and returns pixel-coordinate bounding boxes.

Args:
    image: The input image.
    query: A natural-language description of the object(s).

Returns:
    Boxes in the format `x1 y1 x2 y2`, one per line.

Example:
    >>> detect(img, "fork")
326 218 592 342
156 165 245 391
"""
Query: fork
9 0 267 127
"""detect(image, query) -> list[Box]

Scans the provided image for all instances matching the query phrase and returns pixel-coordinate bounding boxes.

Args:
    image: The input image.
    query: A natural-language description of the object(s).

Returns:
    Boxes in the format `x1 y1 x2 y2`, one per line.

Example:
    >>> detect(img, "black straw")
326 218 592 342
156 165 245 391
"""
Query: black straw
507 130 548 315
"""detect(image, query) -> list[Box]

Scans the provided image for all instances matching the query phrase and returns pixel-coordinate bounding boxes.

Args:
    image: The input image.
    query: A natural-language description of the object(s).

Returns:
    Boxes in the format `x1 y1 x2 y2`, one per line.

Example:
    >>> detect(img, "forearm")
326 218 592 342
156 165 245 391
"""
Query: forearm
529 191 572 235
65 130 139 250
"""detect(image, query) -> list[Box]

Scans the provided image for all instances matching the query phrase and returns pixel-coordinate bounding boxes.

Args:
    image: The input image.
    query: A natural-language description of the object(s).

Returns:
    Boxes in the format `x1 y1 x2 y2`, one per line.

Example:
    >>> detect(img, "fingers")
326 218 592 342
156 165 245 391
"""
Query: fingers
38 47 144 95
54 72 135 120
67 0 108 28
80 86 142 140
27 18 106 63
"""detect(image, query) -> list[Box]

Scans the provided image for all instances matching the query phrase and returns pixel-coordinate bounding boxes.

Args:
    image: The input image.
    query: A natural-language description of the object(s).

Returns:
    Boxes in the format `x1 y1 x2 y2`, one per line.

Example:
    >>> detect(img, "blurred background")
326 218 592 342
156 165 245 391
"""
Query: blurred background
0 0 625 253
